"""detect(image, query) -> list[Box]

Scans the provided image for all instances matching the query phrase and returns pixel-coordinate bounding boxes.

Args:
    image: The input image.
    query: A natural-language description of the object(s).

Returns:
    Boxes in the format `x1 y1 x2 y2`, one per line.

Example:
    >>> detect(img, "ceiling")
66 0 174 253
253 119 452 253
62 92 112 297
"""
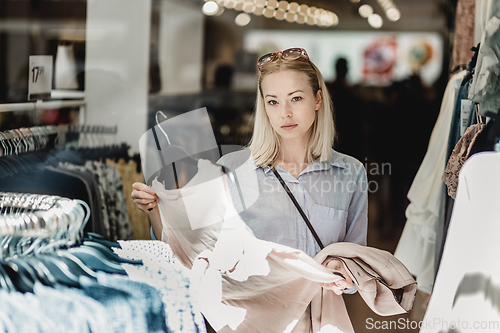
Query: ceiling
196 0 454 32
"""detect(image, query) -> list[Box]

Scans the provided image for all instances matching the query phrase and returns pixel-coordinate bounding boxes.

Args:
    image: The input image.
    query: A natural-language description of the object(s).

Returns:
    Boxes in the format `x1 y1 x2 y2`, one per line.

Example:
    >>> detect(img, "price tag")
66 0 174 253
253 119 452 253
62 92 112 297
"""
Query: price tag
28 55 53 101
460 99 473 136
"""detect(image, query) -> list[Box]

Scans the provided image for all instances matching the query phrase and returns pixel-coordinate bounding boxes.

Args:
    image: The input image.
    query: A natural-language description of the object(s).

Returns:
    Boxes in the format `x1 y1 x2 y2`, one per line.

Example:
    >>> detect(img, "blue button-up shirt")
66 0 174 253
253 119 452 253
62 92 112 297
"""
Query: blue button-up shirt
217 148 368 258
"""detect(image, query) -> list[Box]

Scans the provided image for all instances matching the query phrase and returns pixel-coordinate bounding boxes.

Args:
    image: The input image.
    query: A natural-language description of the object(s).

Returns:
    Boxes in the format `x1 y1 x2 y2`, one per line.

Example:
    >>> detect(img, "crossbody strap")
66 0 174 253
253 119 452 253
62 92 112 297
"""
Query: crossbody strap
271 167 325 249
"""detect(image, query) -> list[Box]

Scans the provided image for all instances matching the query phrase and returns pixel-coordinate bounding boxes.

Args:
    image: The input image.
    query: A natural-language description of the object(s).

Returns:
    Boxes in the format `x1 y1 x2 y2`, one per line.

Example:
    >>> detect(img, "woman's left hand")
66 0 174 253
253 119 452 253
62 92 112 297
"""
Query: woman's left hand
320 258 354 295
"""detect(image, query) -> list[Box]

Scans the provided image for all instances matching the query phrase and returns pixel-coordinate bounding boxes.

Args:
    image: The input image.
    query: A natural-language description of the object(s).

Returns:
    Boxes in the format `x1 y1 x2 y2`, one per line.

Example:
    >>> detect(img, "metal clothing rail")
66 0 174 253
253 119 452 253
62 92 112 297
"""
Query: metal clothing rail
68 125 117 135
0 125 118 141
0 191 86 240
0 100 86 113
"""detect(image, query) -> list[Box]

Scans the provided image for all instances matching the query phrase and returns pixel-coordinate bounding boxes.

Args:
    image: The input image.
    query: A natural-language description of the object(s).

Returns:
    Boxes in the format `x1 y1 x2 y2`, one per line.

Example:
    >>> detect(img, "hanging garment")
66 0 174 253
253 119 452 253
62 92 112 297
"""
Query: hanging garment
442 123 485 199
421 152 500 333
106 159 150 240
152 158 416 332
58 162 111 239
445 79 476 162
84 161 134 241
0 192 186 333
474 0 500 44
114 240 207 333
59 161 134 241
394 70 466 294
0 165 106 236
450 0 476 72
436 101 481 278
0 273 167 333
468 11 500 116
0 283 114 333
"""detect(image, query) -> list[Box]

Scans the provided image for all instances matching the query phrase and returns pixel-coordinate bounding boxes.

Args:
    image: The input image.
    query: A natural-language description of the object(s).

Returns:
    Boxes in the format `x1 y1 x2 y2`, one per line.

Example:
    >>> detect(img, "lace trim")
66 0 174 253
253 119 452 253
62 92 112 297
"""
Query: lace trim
442 123 485 199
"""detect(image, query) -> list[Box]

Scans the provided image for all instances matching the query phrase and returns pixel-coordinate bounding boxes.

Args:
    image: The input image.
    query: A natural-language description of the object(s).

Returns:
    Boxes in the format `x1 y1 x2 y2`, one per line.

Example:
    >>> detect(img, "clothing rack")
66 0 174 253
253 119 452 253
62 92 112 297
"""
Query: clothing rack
68 125 118 135
0 86 86 124
0 100 86 113
0 124 118 152
0 192 88 254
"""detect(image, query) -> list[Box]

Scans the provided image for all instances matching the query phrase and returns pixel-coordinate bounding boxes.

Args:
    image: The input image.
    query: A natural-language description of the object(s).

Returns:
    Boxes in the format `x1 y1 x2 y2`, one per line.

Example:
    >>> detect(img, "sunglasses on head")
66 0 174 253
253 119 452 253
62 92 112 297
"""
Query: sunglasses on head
257 48 310 71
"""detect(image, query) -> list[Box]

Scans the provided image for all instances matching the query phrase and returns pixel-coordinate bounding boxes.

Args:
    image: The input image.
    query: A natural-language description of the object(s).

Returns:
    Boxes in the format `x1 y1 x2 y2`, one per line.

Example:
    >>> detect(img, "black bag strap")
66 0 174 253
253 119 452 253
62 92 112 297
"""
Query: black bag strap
271 167 324 249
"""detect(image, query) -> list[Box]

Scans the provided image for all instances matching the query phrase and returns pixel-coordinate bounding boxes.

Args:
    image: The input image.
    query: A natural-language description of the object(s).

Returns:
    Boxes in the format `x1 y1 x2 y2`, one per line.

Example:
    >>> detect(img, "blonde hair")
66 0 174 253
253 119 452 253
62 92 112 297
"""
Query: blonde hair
248 55 335 167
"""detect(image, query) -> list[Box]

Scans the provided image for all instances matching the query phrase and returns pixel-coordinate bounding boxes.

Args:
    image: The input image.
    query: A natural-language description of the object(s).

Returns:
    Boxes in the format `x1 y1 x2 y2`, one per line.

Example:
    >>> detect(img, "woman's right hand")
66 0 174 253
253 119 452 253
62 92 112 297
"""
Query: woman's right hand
131 182 158 213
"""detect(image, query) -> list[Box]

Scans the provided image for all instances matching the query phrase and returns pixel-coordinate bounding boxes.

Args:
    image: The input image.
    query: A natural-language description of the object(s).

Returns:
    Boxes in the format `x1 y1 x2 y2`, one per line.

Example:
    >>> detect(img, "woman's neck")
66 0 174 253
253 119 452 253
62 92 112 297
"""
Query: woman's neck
276 139 310 177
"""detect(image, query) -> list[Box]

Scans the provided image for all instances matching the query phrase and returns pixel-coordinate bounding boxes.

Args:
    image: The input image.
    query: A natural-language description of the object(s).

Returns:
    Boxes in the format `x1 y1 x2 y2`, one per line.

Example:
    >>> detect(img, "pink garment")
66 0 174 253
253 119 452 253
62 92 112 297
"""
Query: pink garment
450 0 475 72
442 123 485 199
152 159 416 332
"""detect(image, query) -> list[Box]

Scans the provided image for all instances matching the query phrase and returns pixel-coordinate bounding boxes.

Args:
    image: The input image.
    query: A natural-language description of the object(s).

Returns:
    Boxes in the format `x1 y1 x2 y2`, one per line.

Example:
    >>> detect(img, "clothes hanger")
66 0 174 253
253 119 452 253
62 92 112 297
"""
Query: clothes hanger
66 247 127 275
0 194 110 289
1 259 35 293
0 263 16 291
71 200 140 265
22 255 58 287
34 199 138 271
81 240 142 265
461 43 481 86
154 111 199 189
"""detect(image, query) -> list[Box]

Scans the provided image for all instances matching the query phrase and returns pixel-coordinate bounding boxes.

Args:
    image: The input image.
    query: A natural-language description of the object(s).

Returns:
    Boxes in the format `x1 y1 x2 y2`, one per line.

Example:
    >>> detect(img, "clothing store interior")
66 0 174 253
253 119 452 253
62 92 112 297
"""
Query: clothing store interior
0 0 499 332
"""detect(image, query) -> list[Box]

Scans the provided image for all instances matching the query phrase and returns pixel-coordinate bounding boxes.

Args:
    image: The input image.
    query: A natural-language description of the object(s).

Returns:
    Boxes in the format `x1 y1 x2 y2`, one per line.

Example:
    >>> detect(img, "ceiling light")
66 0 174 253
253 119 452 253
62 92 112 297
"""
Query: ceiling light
307 6 317 17
266 0 278 9
234 1 244 10
277 1 289 11
313 8 323 25
255 0 266 7
379 0 391 8
235 12 251 26
288 2 299 13
243 2 255 12
296 13 306 24
376 0 401 21
386 7 401 21
350 0 360 2
214 5 225 15
274 9 286 20
247 0 339 28
368 13 383 28
285 11 297 22
331 12 339 26
263 7 275 17
253 6 265 15
202 1 219 15
358 4 373 18
224 0 235 9
320 10 329 26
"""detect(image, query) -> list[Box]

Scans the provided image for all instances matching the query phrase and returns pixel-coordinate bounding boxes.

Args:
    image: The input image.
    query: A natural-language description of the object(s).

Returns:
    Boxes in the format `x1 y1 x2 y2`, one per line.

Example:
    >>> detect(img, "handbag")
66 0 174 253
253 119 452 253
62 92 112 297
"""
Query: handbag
271 167 325 249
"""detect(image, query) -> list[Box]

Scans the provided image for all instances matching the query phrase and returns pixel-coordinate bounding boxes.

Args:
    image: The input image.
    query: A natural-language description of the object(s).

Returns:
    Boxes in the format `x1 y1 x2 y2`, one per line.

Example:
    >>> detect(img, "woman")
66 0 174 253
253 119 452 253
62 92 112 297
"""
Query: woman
131 47 368 296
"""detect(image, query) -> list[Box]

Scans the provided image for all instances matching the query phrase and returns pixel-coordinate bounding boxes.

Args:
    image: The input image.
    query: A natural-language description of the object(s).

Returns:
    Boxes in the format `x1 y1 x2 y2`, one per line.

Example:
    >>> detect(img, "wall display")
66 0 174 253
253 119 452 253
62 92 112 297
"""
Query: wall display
244 30 443 86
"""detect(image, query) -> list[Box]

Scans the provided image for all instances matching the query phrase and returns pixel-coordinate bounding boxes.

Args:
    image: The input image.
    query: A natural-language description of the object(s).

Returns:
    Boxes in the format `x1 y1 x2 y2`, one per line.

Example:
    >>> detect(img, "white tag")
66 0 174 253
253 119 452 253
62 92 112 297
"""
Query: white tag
28 55 53 101
460 100 473 136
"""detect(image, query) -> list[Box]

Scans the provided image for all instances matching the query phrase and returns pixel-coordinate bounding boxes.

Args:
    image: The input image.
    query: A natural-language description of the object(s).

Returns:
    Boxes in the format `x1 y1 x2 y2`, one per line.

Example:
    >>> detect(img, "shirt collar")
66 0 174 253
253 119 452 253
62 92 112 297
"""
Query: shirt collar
252 149 347 174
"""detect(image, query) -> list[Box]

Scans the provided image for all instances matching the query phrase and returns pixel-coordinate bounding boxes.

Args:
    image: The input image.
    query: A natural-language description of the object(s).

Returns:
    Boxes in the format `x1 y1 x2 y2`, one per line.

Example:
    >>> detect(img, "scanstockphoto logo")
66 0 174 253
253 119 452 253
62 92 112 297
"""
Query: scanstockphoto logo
365 318 500 331
260 159 391 194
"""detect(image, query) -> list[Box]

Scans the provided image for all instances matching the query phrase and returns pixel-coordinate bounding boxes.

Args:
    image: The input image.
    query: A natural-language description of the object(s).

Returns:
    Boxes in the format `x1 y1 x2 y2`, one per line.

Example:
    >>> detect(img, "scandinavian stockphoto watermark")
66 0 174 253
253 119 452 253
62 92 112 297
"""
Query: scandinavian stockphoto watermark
366 318 500 330
262 160 391 195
